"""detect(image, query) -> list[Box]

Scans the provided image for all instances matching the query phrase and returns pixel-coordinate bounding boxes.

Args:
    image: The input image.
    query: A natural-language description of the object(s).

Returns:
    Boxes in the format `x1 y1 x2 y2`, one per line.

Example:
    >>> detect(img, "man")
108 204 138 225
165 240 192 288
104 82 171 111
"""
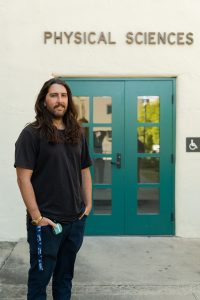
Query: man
14 78 92 300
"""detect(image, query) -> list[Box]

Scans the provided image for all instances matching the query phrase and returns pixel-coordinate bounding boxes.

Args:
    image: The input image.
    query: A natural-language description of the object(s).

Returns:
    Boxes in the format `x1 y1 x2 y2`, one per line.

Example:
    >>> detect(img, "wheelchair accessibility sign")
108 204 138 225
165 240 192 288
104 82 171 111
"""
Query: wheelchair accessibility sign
186 138 200 152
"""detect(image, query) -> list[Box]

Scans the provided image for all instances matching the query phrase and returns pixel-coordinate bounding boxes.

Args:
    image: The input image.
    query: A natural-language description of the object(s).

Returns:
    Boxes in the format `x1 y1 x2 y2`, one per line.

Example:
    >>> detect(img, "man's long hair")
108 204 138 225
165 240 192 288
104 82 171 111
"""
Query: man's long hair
31 78 81 144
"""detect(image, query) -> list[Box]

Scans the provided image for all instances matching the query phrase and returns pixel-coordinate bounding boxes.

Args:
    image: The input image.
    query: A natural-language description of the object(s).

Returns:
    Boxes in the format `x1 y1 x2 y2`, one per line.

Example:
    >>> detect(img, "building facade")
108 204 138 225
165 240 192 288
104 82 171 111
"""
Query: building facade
1 0 200 240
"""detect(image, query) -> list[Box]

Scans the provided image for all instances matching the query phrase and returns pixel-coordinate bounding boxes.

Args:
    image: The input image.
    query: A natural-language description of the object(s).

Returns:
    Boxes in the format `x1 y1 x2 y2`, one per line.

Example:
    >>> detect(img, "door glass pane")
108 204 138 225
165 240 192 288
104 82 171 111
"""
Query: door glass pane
137 127 160 153
137 188 160 214
138 158 159 183
93 127 112 154
72 96 89 123
94 157 112 184
137 96 160 123
93 188 112 214
93 96 112 123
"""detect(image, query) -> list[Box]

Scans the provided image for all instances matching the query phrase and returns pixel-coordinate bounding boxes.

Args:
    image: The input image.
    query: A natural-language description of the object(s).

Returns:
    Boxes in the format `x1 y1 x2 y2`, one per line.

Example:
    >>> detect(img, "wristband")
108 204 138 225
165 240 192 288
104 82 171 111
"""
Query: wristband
31 216 43 226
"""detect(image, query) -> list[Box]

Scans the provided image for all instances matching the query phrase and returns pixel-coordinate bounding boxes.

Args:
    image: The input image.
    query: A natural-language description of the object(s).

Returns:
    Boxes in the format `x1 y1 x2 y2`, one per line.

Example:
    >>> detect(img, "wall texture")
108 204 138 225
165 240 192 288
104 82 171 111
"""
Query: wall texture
0 0 200 240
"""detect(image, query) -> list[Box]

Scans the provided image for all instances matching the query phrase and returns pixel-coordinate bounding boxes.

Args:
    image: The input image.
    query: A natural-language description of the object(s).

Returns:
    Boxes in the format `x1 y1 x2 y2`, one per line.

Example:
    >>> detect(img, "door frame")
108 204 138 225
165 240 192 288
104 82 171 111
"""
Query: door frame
60 77 176 235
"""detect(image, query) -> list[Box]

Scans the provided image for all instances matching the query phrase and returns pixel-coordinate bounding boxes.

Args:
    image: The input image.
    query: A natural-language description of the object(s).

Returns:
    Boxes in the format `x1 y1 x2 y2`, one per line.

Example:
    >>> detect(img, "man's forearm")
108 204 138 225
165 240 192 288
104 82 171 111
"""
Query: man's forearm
81 168 92 210
17 178 41 220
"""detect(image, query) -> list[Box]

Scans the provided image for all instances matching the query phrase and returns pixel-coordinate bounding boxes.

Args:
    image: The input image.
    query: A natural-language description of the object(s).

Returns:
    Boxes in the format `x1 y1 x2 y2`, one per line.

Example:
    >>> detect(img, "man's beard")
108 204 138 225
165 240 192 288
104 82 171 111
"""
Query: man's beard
46 104 67 119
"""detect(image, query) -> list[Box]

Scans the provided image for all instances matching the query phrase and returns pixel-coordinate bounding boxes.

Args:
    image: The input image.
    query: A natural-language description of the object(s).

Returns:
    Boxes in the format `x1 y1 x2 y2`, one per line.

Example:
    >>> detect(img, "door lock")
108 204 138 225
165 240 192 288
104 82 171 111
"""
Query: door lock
111 153 121 169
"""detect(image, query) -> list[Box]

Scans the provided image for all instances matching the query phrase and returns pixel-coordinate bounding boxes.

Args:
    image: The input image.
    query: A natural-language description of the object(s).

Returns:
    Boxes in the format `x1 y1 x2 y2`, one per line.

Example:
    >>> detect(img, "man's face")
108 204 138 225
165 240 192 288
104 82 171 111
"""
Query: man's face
44 84 68 119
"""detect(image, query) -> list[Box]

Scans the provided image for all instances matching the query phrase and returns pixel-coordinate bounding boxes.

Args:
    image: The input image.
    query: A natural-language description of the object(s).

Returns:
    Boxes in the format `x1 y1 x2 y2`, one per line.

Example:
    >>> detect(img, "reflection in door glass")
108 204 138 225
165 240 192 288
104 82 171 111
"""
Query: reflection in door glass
137 96 160 123
94 158 112 184
72 96 89 123
137 127 160 153
93 96 112 123
137 188 160 214
93 188 112 215
93 127 112 154
138 158 159 183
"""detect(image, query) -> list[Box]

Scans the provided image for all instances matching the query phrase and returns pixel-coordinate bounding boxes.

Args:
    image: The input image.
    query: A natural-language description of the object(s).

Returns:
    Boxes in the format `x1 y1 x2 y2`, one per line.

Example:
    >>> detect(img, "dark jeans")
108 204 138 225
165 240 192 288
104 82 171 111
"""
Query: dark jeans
27 216 87 300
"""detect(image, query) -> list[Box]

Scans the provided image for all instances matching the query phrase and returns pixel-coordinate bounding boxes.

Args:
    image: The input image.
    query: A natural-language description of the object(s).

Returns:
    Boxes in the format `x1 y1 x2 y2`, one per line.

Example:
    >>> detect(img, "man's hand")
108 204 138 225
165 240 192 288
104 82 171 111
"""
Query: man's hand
79 206 92 220
39 217 57 228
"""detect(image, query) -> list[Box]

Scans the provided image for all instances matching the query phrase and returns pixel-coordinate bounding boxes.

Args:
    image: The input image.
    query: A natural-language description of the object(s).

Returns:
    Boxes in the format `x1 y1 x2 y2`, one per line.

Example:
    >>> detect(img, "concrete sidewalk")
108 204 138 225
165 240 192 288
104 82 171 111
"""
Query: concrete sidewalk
1 237 200 299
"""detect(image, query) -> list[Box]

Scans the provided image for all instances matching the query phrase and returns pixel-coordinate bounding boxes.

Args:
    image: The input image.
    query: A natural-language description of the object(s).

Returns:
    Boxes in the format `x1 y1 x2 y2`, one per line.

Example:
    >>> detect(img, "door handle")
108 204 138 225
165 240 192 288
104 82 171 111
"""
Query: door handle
111 153 121 169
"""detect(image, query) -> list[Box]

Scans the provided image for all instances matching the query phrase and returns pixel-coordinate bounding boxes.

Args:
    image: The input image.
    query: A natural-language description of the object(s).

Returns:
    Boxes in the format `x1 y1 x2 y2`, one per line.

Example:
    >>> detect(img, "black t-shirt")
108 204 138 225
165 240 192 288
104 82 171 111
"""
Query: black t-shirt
14 125 92 223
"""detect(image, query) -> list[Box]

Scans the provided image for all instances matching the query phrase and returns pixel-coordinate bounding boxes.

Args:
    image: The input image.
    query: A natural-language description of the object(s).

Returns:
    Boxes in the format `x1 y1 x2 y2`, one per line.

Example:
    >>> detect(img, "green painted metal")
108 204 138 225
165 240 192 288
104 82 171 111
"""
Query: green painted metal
125 80 174 235
61 78 175 235
64 80 125 234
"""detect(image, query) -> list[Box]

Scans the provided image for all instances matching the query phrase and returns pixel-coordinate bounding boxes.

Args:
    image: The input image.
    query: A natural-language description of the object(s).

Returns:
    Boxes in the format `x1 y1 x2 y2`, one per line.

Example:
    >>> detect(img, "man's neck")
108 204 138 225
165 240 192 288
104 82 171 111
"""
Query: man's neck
53 119 65 130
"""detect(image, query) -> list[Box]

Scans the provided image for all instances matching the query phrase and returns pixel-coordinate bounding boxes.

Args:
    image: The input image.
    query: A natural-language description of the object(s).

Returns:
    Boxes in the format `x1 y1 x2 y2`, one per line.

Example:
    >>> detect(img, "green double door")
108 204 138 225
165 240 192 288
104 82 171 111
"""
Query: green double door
63 78 175 235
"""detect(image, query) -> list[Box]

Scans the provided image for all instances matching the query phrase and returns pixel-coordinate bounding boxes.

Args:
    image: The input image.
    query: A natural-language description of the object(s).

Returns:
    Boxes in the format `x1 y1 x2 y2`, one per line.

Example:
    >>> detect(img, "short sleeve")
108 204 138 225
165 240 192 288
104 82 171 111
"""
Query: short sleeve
14 127 39 170
81 134 92 169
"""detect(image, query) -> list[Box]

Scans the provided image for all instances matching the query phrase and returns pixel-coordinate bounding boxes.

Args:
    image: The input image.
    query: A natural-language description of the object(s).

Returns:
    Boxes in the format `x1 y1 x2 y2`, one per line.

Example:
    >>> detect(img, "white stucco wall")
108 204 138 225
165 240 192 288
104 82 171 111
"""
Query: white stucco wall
1 0 200 240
